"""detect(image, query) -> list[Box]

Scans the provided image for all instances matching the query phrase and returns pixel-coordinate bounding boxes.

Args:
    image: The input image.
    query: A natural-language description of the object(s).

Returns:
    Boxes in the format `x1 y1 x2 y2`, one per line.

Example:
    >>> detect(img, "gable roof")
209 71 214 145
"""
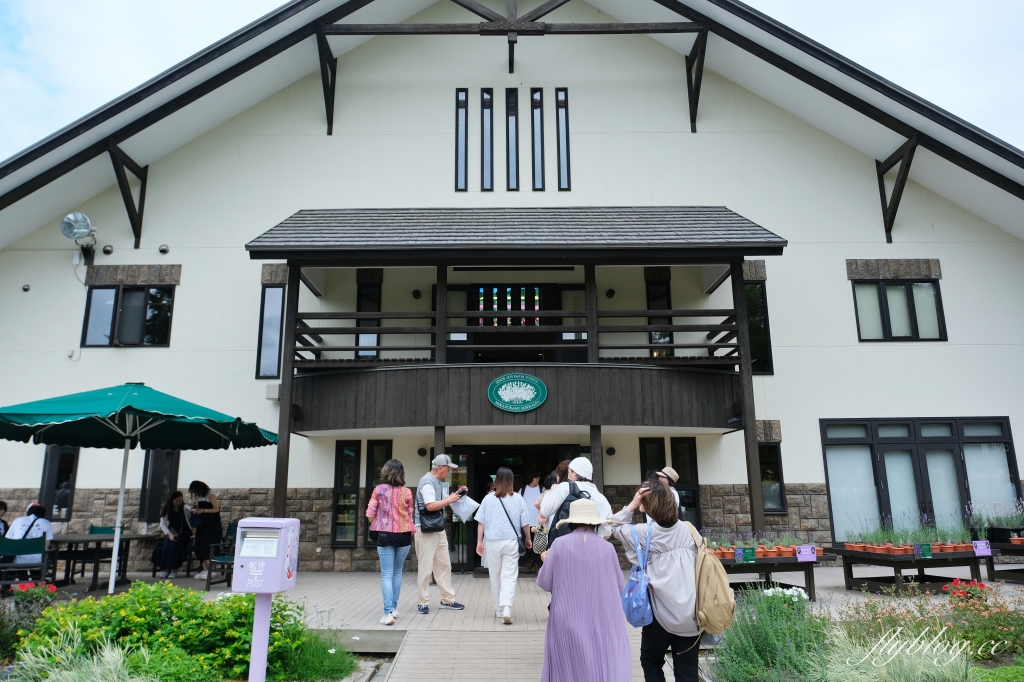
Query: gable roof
2 0 1023 249
245 206 787 262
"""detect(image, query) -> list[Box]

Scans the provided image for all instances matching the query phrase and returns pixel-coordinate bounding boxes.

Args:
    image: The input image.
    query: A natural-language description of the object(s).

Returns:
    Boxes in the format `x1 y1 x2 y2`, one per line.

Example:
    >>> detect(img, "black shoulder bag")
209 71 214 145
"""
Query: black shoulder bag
418 485 446 534
499 497 527 557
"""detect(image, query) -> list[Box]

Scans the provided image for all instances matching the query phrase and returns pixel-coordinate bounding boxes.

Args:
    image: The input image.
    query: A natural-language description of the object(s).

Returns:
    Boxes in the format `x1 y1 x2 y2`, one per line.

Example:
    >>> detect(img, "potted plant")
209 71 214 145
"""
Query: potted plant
977 500 1024 544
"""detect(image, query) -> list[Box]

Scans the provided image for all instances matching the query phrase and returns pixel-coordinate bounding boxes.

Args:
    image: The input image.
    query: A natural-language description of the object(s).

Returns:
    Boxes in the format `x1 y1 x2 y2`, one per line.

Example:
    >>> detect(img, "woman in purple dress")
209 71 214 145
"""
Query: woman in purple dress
537 498 632 682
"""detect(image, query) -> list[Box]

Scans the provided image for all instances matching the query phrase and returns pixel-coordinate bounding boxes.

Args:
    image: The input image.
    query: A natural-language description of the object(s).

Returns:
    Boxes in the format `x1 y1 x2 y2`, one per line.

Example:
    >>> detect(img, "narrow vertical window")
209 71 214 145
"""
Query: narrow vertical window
555 88 570 190
256 285 285 378
357 283 382 358
530 88 545 190
455 88 468 191
481 89 493 191
506 88 519 191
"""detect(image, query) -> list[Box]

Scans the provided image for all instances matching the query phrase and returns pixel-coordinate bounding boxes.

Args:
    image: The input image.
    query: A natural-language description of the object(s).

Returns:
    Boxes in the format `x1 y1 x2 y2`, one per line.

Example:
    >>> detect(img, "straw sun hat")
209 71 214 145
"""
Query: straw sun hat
555 498 612 528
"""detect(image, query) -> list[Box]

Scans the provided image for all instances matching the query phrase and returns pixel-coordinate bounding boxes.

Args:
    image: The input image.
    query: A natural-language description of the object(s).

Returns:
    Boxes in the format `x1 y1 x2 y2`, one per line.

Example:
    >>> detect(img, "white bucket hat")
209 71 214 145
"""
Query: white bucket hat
568 456 593 481
555 498 611 528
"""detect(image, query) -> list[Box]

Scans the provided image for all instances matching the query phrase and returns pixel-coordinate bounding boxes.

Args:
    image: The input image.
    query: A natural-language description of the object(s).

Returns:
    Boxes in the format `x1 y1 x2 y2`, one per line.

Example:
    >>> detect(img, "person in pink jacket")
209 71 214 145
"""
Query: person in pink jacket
366 459 415 625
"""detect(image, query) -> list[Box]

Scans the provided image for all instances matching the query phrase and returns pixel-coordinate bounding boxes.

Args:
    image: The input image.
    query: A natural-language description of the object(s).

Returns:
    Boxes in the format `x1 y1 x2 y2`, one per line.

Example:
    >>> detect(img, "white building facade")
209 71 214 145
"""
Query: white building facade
1 0 1022 571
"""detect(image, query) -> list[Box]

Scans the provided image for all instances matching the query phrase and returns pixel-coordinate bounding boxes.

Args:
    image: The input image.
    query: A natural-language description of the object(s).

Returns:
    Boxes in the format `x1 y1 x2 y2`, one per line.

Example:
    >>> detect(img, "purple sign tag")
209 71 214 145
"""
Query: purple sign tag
796 545 817 563
734 547 744 562
973 540 992 557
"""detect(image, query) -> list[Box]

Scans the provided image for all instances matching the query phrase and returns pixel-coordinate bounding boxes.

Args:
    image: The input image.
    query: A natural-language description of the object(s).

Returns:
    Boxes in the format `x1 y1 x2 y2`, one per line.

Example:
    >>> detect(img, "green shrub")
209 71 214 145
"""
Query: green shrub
711 585 828 682
9 626 154 682
20 582 310 680
975 667 1024 682
126 646 220 682
814 627 978 682
280 634 358 682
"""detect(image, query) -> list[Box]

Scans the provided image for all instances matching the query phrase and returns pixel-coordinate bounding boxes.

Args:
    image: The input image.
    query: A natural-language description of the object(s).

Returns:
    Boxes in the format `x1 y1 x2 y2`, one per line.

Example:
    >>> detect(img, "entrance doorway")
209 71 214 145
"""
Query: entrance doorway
447 443 588 571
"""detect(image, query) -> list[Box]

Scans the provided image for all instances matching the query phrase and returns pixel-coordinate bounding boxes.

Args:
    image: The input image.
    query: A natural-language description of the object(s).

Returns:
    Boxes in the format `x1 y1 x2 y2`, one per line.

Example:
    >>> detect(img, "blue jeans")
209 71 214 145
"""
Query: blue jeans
377 544 411 615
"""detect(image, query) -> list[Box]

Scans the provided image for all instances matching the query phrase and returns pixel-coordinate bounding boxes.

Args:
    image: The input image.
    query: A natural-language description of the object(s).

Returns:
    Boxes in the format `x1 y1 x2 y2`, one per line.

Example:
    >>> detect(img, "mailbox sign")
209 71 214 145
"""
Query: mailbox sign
233 517 300 594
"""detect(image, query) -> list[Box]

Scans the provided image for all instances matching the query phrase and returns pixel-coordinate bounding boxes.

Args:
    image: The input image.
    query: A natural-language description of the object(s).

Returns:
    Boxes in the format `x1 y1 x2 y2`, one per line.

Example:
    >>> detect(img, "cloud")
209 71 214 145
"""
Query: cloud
0 0 285 162
744 0 1024 151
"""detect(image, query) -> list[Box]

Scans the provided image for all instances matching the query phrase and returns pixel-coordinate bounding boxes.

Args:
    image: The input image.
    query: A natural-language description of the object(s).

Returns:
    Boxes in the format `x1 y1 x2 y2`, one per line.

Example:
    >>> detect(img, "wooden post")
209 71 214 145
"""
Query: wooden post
730 262 765 532
436 265 447 364
434 425 446 457
584 264 599 363
273 264 301 518
589 424 604 491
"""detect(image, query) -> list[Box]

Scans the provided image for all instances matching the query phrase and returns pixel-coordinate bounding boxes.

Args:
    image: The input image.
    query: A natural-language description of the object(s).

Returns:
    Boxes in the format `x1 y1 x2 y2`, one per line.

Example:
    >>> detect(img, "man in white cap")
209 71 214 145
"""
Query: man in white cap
539 456 613 538
414 454 467 614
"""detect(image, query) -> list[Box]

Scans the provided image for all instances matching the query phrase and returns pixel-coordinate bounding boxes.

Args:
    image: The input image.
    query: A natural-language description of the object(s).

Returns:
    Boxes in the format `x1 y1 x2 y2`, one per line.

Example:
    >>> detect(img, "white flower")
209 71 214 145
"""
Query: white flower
328 649 336 654
497 381 537 404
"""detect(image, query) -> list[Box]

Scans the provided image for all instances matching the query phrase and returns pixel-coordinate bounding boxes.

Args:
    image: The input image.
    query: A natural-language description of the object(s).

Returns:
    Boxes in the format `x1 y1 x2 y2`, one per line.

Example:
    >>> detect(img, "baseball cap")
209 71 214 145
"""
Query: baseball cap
432 454 462 469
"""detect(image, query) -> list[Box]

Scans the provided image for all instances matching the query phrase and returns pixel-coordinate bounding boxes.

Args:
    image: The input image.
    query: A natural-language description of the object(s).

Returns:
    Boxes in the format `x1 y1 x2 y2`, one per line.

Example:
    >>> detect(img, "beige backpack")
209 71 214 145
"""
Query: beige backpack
684 522 736 635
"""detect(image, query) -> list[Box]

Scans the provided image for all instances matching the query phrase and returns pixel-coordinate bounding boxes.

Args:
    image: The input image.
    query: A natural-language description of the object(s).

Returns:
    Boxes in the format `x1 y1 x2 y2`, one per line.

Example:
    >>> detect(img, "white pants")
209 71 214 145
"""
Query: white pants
484 539 520 610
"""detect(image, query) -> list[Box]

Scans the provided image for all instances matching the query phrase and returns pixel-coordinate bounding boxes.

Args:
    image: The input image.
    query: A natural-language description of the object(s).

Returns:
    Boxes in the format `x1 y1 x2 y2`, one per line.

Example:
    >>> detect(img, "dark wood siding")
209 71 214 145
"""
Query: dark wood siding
292 364 738 431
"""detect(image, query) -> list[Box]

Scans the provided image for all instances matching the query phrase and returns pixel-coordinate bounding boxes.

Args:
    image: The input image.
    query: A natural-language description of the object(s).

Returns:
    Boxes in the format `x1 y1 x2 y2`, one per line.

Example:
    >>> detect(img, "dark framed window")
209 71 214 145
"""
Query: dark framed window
758 443 786 513
506 88 519 191
40 445 79 522
256 284 285 378
821 417 1019 542
852 280 946 341
670 437 701 528
81 285 175 347
481 88 493 191
139 449 181 523
332 441 360 547
357 283 382 358
455 88 468 191
745 281 773 374
639 438 666 480
364 440 393 545
530 88 545 190
645 281 672 358
555 88 570 190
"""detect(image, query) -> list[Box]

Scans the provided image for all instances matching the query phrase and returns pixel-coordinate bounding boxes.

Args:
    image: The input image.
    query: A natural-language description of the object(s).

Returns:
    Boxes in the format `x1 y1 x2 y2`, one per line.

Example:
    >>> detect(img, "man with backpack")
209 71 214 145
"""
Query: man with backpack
539 457 612 541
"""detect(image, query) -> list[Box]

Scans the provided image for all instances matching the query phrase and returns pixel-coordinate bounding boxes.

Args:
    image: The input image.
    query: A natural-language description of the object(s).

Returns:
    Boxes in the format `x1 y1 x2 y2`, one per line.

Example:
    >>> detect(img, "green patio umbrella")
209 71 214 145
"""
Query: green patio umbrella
0 382 277 594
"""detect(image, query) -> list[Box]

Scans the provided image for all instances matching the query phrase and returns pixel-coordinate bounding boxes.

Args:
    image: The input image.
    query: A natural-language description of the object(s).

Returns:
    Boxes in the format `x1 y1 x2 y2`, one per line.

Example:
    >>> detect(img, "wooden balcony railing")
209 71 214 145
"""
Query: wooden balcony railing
291 308 741 369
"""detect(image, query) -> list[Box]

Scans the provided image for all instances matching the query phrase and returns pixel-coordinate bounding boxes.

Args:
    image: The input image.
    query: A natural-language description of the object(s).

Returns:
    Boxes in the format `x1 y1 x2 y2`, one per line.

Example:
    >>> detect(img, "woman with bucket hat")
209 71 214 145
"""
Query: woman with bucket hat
536 498 631 682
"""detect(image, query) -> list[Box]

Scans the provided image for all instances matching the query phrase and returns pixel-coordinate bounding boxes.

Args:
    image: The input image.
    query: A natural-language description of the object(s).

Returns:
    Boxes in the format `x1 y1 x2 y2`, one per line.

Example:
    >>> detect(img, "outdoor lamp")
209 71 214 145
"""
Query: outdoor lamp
60 212 96 266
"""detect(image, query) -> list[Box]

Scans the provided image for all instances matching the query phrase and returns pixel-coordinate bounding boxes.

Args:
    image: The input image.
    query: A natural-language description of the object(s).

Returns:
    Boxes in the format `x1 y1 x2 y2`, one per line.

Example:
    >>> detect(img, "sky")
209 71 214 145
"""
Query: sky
1 0 1023 163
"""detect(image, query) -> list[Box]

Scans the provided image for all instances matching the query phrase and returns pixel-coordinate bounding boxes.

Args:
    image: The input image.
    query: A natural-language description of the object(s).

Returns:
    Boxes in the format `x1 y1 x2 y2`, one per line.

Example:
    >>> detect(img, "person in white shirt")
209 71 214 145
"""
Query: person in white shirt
520 472 542 526
476 467 532 624
5 503 54 565
539 457 613 539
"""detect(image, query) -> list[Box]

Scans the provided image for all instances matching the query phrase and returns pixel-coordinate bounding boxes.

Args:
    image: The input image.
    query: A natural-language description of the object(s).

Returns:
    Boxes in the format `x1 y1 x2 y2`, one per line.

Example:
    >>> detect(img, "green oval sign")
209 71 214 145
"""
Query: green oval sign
488 373 548 413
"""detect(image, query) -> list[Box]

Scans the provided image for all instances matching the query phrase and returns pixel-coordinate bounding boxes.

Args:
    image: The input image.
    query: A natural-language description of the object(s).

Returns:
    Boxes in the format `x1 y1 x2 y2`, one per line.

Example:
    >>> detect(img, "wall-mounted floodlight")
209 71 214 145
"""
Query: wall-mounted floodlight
61 212 96 265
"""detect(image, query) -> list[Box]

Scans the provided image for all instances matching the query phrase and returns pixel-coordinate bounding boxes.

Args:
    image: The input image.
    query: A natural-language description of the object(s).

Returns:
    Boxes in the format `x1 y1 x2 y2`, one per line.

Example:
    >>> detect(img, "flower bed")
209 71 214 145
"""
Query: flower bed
7 581 356 682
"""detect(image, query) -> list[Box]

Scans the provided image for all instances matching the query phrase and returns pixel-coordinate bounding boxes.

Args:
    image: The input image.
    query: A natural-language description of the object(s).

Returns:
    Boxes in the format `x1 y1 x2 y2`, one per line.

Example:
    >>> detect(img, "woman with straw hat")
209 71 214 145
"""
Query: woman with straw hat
536 498 631 682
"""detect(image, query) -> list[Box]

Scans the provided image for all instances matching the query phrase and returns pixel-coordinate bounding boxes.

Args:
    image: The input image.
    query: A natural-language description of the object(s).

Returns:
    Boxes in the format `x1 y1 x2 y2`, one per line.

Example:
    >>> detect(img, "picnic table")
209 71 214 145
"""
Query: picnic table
829 546 992 594
719 554 836 601
52 533 153 592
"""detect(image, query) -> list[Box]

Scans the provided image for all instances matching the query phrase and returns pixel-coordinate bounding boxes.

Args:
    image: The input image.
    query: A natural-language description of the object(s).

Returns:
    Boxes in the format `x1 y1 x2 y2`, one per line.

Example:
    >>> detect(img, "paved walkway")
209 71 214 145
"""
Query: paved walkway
121 561 1023 681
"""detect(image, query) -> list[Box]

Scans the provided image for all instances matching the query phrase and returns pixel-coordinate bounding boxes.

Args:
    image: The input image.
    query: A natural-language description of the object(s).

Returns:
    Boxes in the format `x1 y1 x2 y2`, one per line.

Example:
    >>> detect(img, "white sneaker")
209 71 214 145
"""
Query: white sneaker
157 571 169 579
195 570 208 580
390 609 400 619
502 606 512 625
495 609 503 618
167 572 178 579
380 613 396 626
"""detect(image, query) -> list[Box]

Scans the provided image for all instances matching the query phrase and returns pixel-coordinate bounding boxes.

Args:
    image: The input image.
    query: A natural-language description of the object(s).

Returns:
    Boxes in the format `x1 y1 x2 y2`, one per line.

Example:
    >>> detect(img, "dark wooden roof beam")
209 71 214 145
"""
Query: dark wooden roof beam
315 33 337 135
685 29 707 133
876 135 918 244
320 21 705 36
107 144 148 249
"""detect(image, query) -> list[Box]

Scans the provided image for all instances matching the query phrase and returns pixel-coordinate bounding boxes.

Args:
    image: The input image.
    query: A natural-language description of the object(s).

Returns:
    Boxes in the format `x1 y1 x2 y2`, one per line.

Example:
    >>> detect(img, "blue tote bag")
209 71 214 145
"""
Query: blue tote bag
621 524 654 628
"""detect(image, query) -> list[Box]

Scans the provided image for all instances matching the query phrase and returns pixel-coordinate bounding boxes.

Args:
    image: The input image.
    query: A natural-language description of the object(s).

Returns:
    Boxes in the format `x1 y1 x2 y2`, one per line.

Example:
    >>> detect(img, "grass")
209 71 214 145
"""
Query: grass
281 634 358 682
8 627 154 682
814 627 979 682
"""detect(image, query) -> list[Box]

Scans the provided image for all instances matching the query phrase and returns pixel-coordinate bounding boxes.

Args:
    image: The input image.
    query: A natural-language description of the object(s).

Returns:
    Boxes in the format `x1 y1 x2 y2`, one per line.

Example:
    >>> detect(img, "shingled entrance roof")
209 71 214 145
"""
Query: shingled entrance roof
245 206 786 265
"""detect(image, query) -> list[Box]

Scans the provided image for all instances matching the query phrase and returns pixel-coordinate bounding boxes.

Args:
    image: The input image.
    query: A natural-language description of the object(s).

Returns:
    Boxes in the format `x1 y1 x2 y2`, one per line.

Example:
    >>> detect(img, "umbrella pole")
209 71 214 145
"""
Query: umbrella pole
108 426 132 595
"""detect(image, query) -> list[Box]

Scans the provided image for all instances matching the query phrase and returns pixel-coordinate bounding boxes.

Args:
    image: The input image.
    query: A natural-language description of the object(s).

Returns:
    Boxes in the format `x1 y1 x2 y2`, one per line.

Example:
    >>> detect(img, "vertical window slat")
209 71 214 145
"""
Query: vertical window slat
256 285 285 378
531 88 545 190
455 88 468 191
555 88 570 190
481 89 493 191
506 89 519 191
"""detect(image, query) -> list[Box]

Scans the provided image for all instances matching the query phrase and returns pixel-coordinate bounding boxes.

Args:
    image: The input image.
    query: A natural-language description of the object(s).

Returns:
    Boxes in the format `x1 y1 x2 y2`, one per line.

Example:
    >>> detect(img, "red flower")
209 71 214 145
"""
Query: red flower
943 584 950 591
16 583 29 592
953 578 961 586
47 584 57 593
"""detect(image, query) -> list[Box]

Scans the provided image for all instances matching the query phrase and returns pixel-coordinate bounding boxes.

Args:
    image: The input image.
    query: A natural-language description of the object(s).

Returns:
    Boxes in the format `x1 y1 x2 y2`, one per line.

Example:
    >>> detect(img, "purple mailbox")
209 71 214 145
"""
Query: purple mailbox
233 518 300 682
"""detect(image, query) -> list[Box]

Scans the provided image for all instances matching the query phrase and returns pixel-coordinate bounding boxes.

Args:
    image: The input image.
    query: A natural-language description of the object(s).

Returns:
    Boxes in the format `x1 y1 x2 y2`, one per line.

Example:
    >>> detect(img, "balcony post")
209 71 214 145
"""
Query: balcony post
436 265 447 364
434 425 446 457
584 264 599 362
589 424 605 491
273 263 302 517
730 261 765 532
